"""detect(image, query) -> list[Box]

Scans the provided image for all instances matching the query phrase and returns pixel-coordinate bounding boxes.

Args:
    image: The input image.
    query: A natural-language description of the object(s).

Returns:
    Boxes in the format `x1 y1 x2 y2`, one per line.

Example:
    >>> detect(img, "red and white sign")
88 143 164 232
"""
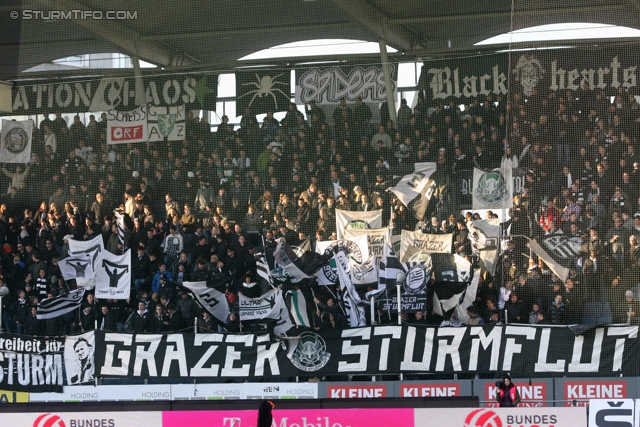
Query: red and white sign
106 105 148 144
400 383 460 397
414 407 586 427
327 385 387 399
0 411 161 427
484 382 548 407
563 380 627 406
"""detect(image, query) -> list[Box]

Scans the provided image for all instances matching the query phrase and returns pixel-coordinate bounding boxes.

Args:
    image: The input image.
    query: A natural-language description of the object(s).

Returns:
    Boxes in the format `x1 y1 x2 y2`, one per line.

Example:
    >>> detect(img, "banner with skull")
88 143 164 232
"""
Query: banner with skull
472 168 514 210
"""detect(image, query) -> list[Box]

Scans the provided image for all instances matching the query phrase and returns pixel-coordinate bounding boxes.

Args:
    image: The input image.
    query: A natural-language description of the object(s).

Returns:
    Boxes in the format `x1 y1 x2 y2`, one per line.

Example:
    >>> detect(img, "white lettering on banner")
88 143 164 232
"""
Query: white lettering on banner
328 385 387 398
564 381 626 406
502 326 536 371
12 76 199 113
549 56 637 91
401 384 459 397
468 327 502 371
428 66 508 99
297 66 395 104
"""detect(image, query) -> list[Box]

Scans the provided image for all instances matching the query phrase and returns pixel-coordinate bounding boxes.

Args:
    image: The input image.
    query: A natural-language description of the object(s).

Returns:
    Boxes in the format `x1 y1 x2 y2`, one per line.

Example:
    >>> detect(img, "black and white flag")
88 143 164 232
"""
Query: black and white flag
335 210 383 240
236 71 291 115
238 288 277 321
528 238 570 282
182 281 230 323
64 331 95 385
389 163 437 207
113 210 126 245
274 238 330 280
95 249 131 300
0 119 32 164
68 235 105 277
255 253 274 289
334 250 367 327
472 168 514 210
367 243 403 300
263 289 296 336
37 288 86 320
58 254 96 288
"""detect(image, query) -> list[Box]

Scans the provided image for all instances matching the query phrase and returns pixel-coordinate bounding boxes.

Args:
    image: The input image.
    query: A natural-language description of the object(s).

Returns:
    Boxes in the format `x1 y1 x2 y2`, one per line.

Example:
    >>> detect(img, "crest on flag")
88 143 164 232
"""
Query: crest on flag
472 168 513 209
335 208 382 239
158 114 176 136
1 119 32 163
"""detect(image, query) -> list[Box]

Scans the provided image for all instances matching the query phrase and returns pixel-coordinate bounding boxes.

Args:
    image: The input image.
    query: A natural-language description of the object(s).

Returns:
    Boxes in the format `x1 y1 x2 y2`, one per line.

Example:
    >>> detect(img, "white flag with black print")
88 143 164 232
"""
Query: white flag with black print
58 254 96 288
388 162 437 207
472 168 514 210
238 288 277 321
182 281 230 323
528 238 570 282
106 105 148 145
255 253 274 288
263 288 296 336
68 235 105 278
0 119 32 163
335 209 383 239
95 249 131 300
334 249 367 327
113 209 126 245
315 235 369 286
64 331 95 385
37 288 85 320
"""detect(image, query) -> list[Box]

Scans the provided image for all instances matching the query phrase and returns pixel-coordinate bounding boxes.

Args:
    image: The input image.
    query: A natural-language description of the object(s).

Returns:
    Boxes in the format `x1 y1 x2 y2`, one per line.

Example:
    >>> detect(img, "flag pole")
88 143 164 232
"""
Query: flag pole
326 285 346 316
370 296 375 325
396 284 402 325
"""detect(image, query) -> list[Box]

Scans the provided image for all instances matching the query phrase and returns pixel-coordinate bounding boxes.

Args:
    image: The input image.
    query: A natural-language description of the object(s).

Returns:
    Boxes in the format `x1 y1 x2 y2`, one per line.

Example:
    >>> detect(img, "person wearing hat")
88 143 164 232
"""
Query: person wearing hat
495 374 520 407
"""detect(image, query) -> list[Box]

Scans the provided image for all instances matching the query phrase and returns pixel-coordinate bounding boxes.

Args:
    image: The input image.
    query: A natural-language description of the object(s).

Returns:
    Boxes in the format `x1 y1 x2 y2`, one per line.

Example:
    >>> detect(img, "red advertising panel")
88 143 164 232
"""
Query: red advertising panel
327 385 387 399
563 380 627 406
484 382 548 407
400 383 460 398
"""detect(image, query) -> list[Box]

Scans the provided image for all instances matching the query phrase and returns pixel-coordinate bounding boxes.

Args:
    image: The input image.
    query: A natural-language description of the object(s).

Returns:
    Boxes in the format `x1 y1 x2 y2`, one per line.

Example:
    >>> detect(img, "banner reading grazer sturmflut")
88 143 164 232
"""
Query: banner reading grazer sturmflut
0 333 64 392
93 325 640 380
295 64 397 105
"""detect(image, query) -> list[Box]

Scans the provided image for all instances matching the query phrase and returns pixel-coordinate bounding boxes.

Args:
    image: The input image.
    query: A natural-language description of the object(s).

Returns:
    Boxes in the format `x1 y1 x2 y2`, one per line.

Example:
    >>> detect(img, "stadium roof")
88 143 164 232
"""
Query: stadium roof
0 0 637 79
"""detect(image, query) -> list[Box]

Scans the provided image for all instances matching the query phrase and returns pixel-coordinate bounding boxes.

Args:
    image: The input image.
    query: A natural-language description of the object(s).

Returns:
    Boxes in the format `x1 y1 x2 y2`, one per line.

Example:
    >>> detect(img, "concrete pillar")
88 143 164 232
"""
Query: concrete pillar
379 40 397 126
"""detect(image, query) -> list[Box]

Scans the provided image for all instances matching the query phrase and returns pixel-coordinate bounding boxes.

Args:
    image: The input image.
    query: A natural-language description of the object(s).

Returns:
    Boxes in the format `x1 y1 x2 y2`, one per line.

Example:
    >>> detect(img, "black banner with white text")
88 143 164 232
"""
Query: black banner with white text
92 325 640 380
0 334 64 392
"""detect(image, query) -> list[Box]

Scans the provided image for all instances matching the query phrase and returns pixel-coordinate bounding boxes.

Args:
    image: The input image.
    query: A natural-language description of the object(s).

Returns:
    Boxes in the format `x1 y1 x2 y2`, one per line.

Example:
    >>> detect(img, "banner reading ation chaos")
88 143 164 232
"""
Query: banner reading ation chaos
295 64 397 105
420 48 639 103
0 334 64 393
93 325 640 380
10 73 218 114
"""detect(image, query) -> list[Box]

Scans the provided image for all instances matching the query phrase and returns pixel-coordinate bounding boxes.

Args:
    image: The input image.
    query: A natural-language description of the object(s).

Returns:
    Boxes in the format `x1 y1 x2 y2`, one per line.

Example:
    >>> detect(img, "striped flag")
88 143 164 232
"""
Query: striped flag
255 253 274 289
366 243 403 300
37 288 86 320
287 289 310 327
334 250 367 327
528 238 570 282
113 210 126 245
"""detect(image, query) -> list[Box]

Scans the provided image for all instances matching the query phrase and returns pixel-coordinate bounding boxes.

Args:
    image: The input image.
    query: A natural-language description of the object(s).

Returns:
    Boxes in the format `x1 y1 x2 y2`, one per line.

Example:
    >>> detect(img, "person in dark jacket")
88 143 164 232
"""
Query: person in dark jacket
131 301 150 333
10 289 30 334
548 294 567 325
495 375 521 407
24 306 43 335
98 305 118 331
504 292 525 323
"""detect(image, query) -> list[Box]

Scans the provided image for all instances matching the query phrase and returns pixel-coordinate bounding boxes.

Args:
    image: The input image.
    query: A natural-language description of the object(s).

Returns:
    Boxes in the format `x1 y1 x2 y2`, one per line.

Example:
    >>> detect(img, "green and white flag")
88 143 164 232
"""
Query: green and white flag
148 104 186 142
288 289 310 327
472 168 514 210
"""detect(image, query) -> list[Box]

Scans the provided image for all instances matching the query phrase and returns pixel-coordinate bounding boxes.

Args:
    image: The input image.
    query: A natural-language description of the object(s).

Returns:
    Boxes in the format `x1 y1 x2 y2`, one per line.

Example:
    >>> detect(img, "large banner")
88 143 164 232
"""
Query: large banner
93 326 640 380
106 105 148 145
0 119 32 163
400 230 453 260
295 64 397 105
419 49 640 104
10 74 218 114
0 334 64 392
335 209 383 240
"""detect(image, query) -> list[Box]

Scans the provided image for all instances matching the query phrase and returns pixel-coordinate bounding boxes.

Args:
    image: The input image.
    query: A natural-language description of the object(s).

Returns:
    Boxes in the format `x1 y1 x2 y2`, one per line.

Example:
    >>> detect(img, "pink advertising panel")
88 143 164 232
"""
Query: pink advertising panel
163 408 414 427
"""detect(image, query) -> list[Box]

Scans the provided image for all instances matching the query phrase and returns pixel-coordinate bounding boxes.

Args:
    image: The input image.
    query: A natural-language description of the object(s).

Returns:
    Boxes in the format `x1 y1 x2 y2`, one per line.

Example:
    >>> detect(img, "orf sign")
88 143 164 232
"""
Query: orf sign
588 400 634 427
110 125 145 142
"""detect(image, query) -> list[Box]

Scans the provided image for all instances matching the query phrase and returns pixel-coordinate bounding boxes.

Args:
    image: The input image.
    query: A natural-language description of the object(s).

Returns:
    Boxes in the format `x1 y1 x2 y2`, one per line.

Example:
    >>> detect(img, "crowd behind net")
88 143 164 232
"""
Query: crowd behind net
2 0 640 382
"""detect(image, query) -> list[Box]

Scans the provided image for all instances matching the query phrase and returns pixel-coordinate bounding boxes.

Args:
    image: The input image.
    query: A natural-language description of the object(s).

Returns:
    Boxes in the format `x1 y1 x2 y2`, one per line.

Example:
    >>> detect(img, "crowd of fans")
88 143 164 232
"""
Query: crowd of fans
2 82 640 338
